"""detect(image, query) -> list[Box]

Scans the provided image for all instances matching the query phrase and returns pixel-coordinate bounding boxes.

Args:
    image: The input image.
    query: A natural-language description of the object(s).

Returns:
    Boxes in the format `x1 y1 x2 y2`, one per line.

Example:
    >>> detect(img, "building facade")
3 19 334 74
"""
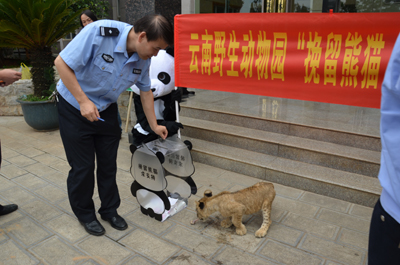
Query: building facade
182 0 400 14
109 0 399 24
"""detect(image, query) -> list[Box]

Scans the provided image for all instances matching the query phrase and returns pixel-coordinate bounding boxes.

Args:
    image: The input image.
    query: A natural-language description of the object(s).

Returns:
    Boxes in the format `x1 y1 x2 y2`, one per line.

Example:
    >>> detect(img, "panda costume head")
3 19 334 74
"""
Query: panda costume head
148 48 175 99
130 48 175 122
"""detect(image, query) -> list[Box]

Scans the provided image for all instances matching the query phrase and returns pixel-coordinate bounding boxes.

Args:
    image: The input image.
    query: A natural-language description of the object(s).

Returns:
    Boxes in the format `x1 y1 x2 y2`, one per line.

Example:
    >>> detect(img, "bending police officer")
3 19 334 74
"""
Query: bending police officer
54 14 173 236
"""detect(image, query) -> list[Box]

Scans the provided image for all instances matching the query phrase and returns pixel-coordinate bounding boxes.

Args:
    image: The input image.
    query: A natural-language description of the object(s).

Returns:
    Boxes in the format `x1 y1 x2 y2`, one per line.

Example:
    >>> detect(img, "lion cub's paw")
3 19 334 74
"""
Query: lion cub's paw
255 228 267 238
235 225 247 236
221 219 232 228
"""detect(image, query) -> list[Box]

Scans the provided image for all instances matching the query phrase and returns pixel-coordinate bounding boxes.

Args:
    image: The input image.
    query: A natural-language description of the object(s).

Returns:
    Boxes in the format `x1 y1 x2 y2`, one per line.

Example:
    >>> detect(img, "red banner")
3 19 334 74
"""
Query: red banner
174 13 400 108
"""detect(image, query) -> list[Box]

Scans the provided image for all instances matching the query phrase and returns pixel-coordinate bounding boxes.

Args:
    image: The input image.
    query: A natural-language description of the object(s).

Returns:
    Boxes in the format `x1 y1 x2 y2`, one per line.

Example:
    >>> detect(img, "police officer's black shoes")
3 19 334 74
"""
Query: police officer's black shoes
101 215 128 230
80 220 105 236
0 204 18 216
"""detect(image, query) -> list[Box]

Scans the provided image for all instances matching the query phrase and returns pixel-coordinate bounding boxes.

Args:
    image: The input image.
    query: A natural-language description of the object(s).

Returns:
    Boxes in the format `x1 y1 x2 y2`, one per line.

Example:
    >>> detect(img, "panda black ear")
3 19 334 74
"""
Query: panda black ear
166 47 174 57
199 202 205 209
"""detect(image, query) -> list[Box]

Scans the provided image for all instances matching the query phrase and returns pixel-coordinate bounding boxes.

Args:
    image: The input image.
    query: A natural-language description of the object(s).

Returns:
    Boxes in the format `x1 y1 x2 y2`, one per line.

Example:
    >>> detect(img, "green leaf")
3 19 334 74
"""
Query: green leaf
0 0 82 98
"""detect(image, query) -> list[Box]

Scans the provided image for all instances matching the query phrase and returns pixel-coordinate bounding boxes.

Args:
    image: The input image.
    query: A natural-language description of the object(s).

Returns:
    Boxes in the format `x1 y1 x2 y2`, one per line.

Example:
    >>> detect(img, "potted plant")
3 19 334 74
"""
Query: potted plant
0 0 82 130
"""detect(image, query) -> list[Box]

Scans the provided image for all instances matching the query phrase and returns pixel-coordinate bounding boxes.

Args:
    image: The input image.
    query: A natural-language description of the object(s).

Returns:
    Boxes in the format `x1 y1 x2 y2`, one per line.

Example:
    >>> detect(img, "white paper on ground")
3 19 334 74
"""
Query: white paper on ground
161 197 187 222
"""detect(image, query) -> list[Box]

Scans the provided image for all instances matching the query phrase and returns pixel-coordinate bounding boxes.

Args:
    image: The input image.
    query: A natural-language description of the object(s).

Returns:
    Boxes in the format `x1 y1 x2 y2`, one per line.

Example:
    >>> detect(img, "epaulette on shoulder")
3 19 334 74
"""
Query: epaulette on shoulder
100 27 120 37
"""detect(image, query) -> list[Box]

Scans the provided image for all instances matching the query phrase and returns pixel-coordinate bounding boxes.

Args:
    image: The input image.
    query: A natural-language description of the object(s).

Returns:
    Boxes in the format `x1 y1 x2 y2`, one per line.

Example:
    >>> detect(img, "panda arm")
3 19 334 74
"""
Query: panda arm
134 95 152 132
162 91 182 121
133 95 167 134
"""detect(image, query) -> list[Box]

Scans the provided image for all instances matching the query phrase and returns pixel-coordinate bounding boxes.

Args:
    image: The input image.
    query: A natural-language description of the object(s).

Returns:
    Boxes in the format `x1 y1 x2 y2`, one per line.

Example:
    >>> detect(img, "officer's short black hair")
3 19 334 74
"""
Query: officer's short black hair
134 14 173 47
80 10 98 28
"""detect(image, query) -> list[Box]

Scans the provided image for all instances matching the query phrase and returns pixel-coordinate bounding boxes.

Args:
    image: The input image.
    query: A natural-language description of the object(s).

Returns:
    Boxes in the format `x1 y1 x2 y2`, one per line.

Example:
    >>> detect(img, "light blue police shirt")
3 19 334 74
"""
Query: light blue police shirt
56 19 151 111
379 33 400 224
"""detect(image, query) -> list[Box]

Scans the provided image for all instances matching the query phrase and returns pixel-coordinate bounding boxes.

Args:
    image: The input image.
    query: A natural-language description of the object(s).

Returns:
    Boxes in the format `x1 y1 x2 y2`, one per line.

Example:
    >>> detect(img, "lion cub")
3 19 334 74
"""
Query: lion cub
195 182 276 237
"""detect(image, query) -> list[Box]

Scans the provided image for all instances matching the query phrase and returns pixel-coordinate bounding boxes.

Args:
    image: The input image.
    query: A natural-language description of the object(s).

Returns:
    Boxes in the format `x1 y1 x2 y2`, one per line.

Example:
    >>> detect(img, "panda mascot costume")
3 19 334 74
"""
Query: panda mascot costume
129 47 182 147
129 47 197 222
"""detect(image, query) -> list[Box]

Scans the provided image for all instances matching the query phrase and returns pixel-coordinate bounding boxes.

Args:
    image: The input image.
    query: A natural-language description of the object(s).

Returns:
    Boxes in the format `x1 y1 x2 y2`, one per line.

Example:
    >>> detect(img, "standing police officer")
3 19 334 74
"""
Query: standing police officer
368 34 400 264
54 14 173 236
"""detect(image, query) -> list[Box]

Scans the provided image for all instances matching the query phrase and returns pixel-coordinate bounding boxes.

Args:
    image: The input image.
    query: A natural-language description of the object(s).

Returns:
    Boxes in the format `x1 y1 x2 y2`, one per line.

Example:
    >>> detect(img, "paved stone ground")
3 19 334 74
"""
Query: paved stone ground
0 116 372 265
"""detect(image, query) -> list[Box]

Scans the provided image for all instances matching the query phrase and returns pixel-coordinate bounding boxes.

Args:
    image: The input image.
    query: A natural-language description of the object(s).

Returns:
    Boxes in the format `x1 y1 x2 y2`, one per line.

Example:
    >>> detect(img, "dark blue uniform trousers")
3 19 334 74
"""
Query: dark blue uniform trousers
368 198 400 264
0 140 4 211
57 95 122 223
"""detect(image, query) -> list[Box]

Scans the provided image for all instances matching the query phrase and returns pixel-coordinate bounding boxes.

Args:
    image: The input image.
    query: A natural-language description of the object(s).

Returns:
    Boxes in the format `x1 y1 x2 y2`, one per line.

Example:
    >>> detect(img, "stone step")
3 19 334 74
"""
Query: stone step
180 105 381 152
180 116 381 178
182 137 381 207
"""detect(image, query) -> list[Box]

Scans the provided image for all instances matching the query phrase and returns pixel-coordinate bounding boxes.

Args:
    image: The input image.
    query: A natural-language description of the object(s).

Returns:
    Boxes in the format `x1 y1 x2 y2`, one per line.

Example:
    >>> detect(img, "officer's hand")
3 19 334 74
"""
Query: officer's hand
80 100 100 122
153 125 168 140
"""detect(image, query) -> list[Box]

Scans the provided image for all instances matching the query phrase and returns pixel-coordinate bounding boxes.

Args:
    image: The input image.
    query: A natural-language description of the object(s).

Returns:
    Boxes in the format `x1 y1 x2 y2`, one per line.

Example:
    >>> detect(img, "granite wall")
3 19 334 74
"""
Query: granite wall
0 79 33 116
125 0 181 25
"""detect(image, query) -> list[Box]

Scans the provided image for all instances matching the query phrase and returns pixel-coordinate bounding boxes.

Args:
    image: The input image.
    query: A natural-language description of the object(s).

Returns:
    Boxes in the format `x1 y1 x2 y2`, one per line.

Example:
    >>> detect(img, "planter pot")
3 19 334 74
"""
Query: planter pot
16 99 59 131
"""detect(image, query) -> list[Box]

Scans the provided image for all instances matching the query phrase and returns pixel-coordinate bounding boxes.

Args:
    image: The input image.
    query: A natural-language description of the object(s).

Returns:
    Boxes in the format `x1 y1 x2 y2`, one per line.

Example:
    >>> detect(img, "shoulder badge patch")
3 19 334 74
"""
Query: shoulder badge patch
100 27 120 37
133 68 142 74
102 53 114 63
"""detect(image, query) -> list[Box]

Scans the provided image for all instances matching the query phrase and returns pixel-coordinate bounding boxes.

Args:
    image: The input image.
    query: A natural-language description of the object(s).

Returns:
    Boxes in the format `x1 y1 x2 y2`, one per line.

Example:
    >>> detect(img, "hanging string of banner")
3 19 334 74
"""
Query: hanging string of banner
174 12 400 108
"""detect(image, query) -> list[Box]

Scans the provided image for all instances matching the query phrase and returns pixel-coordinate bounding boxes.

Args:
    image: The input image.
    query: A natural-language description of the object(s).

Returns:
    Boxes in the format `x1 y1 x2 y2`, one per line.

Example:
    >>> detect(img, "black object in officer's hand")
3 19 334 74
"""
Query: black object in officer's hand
164 121 183 135
170 89 182 103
